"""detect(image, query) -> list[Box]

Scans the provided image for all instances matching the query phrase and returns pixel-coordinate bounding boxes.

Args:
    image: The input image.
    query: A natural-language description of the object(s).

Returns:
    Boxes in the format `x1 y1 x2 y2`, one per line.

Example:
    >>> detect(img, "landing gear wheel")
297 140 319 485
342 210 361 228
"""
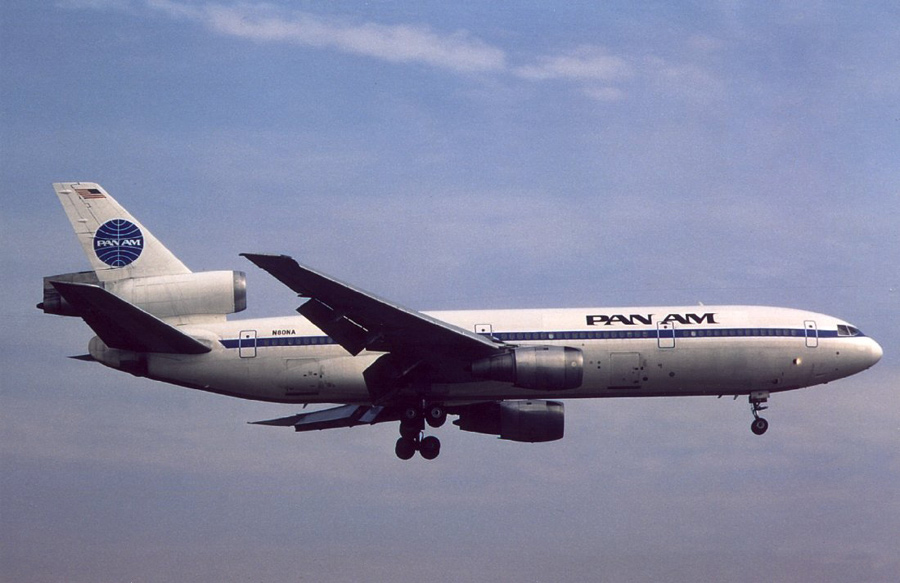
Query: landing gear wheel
402 406 420 422
425 405 447 428
748 392 770 436
395 437 417 460
751 417 769 436
419 435 441 460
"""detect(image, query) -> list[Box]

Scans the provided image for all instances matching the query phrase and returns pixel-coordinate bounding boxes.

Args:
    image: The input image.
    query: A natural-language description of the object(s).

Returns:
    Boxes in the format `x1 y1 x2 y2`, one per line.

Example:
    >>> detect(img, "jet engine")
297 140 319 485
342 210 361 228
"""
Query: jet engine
40 270 247 319
471 346 583 390
454 400 564 442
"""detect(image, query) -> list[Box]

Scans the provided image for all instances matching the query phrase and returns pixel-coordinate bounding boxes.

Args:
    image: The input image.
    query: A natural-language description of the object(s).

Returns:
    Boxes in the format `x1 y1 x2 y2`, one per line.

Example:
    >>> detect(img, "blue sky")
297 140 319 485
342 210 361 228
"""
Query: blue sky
2 1 898 581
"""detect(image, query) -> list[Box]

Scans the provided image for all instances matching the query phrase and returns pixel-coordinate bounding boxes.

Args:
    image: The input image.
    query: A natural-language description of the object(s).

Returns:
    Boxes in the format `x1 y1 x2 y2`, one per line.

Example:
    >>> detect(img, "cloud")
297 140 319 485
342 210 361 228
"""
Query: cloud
644 56 726 103
581 86 627 102
147 0 506 73
102 1 723 105
514 45 633 82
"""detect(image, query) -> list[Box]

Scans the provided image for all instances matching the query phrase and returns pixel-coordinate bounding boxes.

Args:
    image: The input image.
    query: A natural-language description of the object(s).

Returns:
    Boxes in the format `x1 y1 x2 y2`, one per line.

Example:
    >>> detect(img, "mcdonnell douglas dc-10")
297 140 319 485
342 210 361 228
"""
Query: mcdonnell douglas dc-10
40 183 883 460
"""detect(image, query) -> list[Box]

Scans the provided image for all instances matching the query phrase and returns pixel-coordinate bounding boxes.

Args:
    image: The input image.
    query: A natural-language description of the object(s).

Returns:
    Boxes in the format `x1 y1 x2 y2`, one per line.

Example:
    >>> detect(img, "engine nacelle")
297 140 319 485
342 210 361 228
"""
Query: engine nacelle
454 400 564 442
39 270 100 316
471 346 583 390
40 270 247 319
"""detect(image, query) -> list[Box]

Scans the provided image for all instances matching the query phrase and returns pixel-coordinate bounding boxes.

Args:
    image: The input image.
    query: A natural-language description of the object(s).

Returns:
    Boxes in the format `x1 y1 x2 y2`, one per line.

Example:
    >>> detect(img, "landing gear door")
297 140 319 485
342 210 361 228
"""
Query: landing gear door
239 330 257 358
657 322 675 349
804 320 818 348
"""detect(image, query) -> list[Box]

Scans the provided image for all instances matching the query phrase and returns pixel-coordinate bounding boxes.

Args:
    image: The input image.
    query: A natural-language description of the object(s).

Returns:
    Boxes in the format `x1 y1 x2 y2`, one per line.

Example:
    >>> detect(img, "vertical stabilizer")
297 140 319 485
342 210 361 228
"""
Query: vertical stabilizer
53 182 191 282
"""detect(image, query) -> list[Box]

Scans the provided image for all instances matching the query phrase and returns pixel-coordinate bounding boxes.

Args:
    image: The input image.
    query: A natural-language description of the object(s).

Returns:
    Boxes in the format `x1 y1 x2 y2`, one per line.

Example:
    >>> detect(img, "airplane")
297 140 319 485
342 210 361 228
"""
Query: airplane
39 182 884 460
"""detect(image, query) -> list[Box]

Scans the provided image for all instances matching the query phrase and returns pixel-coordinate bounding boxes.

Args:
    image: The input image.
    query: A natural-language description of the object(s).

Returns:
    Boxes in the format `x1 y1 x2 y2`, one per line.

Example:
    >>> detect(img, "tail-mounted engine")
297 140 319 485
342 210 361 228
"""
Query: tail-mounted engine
454 400 564 442
40 270 247 319
471 345 583 390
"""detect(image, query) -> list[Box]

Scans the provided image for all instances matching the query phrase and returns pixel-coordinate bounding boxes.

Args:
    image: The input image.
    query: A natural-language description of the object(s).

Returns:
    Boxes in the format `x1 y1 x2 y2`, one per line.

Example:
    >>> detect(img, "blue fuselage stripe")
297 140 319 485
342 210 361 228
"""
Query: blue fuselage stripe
220 327 855 349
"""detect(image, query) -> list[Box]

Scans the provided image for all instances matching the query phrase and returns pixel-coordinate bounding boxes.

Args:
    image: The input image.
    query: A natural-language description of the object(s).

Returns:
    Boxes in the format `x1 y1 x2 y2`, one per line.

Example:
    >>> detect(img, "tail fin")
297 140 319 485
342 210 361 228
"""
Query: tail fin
46 183 246 323
53 182 190 282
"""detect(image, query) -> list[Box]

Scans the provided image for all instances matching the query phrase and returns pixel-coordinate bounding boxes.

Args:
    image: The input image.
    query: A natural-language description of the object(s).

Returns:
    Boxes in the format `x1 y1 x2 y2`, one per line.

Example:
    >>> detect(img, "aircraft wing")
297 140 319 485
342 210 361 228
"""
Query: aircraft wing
51 281 211 354
241 253 503 359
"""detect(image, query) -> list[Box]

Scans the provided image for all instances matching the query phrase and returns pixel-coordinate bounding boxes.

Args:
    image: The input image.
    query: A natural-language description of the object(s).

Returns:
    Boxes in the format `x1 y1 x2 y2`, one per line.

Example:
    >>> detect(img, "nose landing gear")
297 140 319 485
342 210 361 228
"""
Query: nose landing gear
749 391 769 435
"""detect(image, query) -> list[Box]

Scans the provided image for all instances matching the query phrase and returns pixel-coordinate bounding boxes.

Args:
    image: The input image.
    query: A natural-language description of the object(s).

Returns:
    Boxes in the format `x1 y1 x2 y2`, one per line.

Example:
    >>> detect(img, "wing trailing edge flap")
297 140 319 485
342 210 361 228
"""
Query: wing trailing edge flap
51 281 211 354
250 404 397 432
240 253 502 359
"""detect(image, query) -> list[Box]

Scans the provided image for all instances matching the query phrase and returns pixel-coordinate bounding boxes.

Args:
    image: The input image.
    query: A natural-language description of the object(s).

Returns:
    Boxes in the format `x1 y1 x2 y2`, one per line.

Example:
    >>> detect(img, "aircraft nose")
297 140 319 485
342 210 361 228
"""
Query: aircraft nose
868 338 883 367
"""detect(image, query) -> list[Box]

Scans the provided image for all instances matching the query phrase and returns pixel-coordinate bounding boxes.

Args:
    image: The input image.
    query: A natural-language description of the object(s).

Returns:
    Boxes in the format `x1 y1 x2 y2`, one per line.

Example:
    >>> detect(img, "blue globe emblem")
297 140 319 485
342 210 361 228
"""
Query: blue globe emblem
94 219 144 267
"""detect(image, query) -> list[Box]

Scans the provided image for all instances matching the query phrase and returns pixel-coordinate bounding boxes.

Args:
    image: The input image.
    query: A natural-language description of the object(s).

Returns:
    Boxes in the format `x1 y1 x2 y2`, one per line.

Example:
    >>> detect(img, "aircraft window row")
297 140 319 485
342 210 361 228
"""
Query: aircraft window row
496 329 804 341
501 331 656 341
246 327 814 347
836 325 861 337
256 337 333 347
688 329 800 338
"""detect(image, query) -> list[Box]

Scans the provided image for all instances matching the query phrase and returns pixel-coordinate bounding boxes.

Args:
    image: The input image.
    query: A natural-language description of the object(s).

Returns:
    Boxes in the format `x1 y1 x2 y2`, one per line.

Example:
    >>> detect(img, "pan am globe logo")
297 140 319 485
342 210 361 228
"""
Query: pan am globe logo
93 219 144 267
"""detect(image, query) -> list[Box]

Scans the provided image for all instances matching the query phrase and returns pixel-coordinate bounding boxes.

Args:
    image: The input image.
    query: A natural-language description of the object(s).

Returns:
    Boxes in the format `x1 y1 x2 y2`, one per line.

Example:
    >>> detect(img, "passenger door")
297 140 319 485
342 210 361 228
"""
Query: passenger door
239 330 257 358
804 320 818 348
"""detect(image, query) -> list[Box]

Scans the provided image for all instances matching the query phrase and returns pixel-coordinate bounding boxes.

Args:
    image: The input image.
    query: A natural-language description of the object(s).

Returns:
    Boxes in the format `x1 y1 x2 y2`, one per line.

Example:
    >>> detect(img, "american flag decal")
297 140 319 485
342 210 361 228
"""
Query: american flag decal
75 188 105 199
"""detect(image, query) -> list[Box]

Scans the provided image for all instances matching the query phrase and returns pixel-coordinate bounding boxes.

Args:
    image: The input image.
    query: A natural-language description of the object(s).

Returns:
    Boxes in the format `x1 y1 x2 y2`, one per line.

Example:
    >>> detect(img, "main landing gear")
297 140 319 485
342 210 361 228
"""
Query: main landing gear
395 402 446 460
749 391 769 435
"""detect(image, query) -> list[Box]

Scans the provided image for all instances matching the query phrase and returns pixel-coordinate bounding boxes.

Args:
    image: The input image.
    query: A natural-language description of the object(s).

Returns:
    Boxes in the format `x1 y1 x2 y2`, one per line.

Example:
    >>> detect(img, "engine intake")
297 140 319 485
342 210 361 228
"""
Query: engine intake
471 346 583 390
454 400 564 442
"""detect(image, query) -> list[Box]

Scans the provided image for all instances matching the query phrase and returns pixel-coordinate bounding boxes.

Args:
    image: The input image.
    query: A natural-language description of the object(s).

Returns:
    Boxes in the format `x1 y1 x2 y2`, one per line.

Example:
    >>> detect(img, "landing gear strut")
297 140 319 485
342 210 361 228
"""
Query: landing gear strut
395 402 444 460
749 391 769 435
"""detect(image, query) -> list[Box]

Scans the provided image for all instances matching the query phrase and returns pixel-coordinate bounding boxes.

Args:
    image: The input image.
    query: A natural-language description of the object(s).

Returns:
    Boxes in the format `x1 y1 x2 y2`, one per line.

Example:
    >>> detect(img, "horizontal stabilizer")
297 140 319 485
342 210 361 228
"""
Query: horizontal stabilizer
251 404 394 432
51 281 211 354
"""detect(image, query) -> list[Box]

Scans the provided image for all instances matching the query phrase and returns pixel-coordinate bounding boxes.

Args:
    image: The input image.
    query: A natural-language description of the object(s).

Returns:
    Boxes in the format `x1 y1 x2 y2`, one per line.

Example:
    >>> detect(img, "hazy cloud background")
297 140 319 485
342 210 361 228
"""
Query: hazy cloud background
2 1 898 581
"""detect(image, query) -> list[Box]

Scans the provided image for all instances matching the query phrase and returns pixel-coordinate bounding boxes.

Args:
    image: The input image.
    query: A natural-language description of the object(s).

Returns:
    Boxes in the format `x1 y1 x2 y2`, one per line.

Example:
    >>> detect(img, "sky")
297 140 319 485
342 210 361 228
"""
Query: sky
1 1 898 581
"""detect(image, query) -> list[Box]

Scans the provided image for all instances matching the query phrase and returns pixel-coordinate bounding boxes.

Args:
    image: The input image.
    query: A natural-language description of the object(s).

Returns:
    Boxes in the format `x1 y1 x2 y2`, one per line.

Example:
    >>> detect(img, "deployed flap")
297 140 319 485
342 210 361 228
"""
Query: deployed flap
250 405 393 432
51 281 211 354
241 253 502 359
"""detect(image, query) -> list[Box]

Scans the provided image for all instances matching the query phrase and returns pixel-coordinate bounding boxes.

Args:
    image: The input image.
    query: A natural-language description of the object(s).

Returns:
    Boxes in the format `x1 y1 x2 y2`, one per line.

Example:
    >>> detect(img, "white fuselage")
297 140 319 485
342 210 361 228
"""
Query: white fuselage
88 305 883 405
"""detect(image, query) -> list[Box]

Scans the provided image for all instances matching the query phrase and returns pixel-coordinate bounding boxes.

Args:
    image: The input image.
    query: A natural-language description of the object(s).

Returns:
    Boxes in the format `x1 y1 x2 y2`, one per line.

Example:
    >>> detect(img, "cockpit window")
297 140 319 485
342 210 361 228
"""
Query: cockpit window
837 325 862 337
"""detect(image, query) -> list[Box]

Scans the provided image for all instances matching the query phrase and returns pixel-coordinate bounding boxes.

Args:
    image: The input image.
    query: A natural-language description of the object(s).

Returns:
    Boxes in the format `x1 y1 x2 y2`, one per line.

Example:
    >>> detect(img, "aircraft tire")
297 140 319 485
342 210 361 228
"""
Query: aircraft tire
419 436 441 460
395 437 417 460
425 405 447 428
751 417 769 435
